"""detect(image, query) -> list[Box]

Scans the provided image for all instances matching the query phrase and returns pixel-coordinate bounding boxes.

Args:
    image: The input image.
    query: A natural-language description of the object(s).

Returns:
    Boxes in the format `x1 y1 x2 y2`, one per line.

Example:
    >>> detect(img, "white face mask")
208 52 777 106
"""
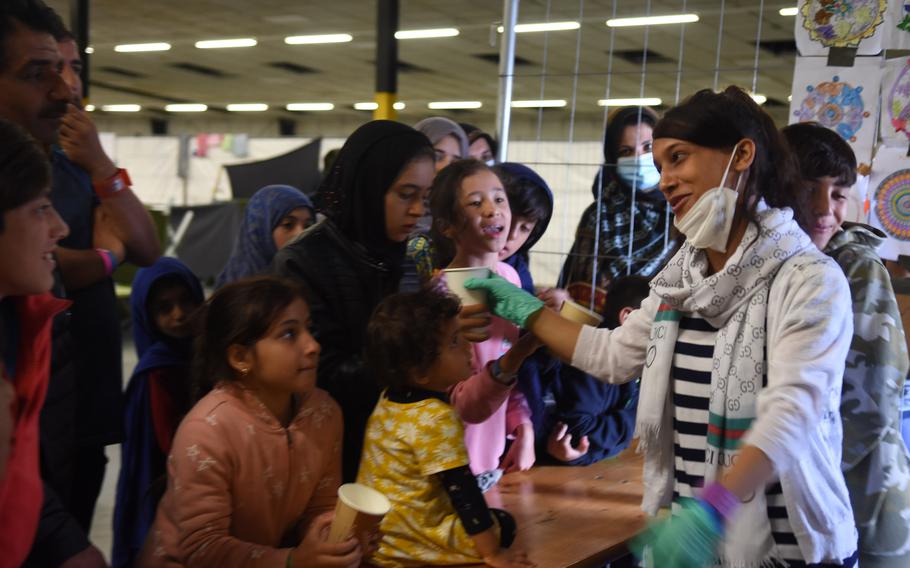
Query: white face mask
673 144 742 253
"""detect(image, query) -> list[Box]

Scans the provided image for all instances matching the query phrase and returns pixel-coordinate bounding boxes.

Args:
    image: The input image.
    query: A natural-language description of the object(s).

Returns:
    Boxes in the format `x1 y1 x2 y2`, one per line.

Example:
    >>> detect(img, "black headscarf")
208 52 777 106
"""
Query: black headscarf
318 120 433 269
594 106 659 198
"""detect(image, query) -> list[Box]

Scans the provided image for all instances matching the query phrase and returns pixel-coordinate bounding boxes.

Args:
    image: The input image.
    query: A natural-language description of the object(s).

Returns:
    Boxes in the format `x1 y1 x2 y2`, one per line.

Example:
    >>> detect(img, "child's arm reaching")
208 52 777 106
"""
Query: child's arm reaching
435 466 535 568
500 389 535 473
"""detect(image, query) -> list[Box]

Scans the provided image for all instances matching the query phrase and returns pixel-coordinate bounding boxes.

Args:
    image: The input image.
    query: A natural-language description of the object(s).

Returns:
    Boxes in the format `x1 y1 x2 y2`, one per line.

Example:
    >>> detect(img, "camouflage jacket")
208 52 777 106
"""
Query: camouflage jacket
825 222 910 559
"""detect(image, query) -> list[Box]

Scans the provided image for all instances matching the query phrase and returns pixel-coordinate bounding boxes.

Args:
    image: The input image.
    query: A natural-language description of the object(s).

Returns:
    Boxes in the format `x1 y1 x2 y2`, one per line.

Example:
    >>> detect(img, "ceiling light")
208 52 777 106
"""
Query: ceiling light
788 95 793 102
428 101 482 110
165 104 208 112
779 7 798 16
285 33 353 44
354 102 406 111
195 38 257 49
511 99 567 108
85 104 95 112
114 42 171 53
497 21 581 33
598 97 662 107
286 103 334 111
750 93 767 105
85 46 94 54
395 28 459 40
226 103 268 112
606 14 699 27
102 104 141 112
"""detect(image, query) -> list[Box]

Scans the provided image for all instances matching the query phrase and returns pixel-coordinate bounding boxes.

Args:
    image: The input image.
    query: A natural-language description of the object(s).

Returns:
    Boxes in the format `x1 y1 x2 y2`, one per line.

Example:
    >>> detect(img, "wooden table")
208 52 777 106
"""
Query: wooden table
463 449 646 568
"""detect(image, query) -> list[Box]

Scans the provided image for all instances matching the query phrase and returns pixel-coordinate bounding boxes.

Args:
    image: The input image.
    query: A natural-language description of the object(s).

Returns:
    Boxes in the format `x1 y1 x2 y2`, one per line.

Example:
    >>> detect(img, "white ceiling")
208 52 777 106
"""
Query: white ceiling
44 0 800 134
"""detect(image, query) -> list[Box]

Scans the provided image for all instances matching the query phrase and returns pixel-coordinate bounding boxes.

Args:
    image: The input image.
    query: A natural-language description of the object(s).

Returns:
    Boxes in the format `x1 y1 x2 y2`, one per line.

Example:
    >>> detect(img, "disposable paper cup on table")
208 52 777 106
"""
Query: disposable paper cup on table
327 483 391 545
560 300 604 327
442 266 492 307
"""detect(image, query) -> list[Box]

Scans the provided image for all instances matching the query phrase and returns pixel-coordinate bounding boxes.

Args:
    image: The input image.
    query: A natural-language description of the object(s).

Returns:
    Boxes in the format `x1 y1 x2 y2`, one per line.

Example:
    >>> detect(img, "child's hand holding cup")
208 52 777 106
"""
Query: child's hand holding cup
327 483 391 555
443 267 493 342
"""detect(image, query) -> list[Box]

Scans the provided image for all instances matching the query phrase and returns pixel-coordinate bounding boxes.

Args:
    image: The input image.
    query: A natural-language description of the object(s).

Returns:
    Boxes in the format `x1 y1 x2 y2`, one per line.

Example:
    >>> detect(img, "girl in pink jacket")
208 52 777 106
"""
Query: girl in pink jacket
430 160 540 477
141 277 361 568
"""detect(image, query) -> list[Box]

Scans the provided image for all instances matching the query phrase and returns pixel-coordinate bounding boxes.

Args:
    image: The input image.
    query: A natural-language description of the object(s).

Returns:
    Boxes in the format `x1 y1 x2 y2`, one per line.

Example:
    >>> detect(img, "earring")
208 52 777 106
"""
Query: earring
239 367 249 377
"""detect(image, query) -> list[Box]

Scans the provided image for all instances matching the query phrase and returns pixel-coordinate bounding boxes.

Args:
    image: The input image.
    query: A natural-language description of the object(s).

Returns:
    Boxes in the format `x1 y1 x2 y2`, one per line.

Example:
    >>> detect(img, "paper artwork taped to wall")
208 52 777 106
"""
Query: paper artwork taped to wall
796 0 887 55
789 56 882 165
869 145 910 258
880 57 910 146
885 0 910 49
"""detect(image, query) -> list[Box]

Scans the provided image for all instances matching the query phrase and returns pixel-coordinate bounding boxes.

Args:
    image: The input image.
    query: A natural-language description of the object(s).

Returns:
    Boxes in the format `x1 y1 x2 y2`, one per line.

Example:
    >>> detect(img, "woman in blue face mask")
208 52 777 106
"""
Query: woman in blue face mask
558 106 678 317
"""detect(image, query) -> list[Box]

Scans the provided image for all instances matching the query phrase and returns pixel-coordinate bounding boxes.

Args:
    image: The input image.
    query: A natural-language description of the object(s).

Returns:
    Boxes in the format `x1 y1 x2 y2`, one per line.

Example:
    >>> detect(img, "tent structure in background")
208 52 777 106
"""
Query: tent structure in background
225 137 322 199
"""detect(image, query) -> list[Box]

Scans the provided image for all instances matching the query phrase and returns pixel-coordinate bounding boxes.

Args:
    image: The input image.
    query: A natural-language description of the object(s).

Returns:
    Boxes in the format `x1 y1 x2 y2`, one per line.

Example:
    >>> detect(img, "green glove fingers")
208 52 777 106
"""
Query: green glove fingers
463 274 545 328
631 498 723 568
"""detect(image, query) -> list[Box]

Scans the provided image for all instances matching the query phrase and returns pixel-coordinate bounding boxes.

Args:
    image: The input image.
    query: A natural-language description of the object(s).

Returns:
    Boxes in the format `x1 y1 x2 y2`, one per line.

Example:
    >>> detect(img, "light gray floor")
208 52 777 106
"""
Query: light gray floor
88 339 137 562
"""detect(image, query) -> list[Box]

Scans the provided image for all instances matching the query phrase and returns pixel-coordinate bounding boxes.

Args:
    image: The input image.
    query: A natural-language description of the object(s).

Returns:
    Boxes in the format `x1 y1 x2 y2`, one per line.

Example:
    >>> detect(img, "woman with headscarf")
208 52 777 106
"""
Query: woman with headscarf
461 123 498 165
414 116 470 173
112 257 204 568
215 185 314 288
559 106 677 317
273 121 436 482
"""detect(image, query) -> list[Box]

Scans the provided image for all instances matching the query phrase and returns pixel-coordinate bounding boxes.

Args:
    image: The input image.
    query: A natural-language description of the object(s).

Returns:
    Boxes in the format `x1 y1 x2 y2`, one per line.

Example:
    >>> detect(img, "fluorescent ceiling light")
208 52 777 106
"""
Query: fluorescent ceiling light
195 38 257 49
788 94 793 102
395 28 459 39
779 7 798 16
114 42 171 53
354 102 406 110
606 14 699 27
85 104 95 112
750 93 767 105
428 101 482 110
85 46 94 54
285 33 353 45
226 103 268 112
102 104 141 112
598 97 662 107
497 21 581 33
286 103 334 111
511 99 567 108
165 104 208 112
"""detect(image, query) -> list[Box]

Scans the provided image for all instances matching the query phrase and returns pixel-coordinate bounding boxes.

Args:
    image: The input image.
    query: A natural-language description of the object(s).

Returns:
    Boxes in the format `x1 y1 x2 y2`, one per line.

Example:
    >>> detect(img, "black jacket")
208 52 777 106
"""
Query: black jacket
273 219 399 482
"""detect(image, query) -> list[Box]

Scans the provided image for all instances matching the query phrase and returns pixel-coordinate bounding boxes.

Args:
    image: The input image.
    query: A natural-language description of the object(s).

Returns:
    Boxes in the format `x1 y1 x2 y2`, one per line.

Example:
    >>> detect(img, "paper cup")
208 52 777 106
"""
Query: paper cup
327 483 391 545
443 266 492 307
560 300 604 327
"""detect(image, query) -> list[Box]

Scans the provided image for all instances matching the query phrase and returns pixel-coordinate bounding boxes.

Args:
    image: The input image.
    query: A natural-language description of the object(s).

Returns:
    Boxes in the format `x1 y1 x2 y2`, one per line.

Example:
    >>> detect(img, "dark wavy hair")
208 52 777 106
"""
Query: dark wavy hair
192 276 306 397
0 0 67 72
781 122 857 188
653 86 808 228
366 287 461 389
0 118 50 233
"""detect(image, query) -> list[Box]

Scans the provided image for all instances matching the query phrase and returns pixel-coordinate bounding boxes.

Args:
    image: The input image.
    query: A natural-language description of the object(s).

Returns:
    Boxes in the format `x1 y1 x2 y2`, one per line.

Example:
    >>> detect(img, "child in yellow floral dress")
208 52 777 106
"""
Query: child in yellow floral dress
357 288 534 568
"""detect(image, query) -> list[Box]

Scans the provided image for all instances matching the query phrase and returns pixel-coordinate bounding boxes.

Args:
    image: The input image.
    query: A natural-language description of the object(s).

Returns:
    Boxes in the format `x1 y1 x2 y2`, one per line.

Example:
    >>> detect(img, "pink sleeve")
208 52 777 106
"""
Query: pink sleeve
299 400 343 529
505 388 532 435
448 364 513 425
166 418 289 567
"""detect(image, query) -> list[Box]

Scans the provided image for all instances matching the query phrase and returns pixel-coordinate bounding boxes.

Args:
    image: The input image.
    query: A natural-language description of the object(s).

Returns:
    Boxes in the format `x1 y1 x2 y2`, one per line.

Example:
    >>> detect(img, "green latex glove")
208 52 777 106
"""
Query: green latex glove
630 498 723 568
464 274 544 328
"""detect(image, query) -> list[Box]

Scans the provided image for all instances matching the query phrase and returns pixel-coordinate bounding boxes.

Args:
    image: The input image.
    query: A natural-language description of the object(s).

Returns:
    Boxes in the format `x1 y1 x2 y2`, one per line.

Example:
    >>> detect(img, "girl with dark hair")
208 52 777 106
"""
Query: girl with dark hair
143 276 362 568
273 120 437 482
559 106 677 317
466 87 858 566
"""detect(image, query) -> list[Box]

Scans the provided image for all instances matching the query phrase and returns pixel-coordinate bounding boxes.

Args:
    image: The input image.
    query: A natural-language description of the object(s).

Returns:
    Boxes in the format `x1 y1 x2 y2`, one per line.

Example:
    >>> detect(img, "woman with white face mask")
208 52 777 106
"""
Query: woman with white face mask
465 87 859 567
559 106 677 317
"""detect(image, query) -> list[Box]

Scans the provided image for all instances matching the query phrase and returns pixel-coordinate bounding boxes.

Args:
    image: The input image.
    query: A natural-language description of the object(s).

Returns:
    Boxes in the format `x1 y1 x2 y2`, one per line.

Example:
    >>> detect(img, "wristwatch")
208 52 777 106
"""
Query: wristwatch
93 168 132 199
489 356 517 386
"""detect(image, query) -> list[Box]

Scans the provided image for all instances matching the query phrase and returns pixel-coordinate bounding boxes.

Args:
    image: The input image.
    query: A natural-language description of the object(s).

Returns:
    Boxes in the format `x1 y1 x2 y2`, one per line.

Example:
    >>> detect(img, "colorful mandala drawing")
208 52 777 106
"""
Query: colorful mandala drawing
793 75 869 142
801 0 887 48
889 60 910 141
875 169 910 240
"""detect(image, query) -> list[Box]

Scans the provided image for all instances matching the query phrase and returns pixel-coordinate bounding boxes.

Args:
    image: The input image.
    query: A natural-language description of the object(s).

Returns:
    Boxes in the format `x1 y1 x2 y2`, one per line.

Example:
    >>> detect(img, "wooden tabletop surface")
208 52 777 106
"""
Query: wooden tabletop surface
460 448 646 568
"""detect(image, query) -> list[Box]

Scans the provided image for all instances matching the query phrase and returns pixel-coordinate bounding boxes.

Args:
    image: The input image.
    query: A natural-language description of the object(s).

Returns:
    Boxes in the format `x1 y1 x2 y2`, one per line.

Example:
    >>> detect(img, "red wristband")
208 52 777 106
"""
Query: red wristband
92 168 132 199
95 248 117 277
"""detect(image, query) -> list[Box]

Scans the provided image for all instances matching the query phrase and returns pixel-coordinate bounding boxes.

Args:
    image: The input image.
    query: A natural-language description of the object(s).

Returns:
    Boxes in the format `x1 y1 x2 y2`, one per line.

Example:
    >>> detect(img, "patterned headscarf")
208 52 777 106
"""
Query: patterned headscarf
216 185 313 288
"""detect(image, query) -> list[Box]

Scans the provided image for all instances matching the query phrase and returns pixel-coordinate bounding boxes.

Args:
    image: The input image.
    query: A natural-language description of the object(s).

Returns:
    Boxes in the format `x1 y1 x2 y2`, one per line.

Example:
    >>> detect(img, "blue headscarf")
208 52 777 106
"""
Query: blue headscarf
114 256 203 568
216 185 313 288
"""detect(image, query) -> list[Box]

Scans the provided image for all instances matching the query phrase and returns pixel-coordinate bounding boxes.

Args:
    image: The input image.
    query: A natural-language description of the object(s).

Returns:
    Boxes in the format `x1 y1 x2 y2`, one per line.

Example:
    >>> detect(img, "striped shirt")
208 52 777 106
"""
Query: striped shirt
671 314 849 566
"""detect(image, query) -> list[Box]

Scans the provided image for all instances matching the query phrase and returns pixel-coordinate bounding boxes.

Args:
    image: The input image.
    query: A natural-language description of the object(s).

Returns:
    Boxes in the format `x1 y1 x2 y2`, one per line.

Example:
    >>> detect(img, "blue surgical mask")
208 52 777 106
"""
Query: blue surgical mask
616 152 661 191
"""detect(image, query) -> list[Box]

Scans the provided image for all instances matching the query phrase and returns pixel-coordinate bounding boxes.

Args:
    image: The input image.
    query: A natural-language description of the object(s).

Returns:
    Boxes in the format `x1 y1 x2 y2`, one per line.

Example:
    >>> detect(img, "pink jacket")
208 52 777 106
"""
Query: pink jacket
142 383 342 567
448 262 532 474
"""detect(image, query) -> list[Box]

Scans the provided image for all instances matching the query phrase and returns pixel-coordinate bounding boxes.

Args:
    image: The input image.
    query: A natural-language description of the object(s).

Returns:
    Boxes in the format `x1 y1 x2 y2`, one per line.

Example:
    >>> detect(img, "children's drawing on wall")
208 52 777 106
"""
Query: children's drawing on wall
869 145 910 258
880 57 910 146
885 0 910 48
789 56 882 165
796 0 887 55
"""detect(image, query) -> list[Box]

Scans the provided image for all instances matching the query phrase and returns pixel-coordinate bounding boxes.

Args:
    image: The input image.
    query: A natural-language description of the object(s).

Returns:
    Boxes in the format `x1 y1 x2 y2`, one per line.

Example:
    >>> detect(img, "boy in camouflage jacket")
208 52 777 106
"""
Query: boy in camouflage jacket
784 123 910 567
